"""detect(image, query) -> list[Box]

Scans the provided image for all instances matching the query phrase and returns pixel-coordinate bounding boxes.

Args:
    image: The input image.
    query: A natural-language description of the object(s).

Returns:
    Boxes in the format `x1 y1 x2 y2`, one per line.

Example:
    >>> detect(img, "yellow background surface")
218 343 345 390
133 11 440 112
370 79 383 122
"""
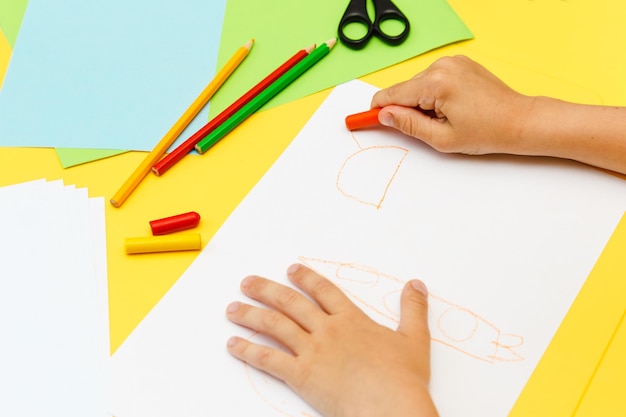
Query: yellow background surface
1 0 625 415
0 27 9 88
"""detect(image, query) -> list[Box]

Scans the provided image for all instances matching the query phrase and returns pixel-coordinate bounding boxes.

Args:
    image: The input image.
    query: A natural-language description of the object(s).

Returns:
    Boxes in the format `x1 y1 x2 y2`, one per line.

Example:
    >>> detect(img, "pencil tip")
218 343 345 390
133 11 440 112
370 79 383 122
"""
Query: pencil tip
306 43 316 53
110 199 120 208
244 39 255 49
326 37 337 48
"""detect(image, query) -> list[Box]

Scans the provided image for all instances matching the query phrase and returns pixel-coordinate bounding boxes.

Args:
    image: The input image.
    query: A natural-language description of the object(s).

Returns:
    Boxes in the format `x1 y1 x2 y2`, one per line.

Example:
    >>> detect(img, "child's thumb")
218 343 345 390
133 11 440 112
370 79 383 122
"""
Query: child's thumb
379 106 436 142
397 279 430 345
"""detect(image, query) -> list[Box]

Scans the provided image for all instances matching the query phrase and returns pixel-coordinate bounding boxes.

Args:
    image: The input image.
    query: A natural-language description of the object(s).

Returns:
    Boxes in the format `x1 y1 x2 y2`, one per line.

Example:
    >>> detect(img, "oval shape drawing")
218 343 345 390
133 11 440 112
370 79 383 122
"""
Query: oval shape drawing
336 145 408 209
437 307 480 343
298 256 525 364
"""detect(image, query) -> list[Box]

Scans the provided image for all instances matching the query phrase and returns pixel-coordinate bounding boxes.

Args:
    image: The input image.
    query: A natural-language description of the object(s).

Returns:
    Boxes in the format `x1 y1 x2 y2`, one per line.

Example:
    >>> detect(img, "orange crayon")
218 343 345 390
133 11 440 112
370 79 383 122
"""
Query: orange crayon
345 108 381 131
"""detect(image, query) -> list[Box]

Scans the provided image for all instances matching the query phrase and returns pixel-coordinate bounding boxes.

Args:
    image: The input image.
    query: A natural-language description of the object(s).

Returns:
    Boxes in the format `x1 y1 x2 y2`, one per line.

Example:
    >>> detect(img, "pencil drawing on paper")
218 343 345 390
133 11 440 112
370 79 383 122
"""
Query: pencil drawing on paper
240 256 524 417
336 132 408 209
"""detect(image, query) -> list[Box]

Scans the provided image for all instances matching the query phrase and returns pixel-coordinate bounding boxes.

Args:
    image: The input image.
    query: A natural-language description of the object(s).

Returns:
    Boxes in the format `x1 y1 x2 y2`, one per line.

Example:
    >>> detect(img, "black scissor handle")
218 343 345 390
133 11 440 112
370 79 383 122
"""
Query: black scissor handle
338 0 375 50
338 0 410 50
372 0 410 45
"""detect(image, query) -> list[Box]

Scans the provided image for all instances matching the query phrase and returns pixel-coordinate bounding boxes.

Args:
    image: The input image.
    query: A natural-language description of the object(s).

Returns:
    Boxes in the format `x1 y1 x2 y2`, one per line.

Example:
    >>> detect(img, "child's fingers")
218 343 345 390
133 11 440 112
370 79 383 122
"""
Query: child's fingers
226 336 297 383
287 264 358 316
239 275 326 332
226 301 309 353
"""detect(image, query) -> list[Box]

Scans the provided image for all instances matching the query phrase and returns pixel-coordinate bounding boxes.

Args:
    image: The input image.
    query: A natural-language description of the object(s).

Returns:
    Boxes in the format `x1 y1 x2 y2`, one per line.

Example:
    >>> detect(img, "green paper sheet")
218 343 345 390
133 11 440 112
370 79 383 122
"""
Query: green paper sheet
55 148 128 168
209 0 473 117
0 0 28 47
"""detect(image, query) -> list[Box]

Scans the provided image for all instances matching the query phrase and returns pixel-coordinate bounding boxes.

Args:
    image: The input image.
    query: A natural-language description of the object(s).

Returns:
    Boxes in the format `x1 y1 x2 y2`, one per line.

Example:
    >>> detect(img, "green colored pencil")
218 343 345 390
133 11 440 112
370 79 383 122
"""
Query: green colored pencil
195 38 337 154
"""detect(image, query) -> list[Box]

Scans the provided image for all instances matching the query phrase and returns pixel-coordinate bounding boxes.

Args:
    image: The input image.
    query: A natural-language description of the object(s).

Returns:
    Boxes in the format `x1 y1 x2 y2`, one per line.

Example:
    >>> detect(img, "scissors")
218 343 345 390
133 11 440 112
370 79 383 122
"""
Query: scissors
338 0 410 50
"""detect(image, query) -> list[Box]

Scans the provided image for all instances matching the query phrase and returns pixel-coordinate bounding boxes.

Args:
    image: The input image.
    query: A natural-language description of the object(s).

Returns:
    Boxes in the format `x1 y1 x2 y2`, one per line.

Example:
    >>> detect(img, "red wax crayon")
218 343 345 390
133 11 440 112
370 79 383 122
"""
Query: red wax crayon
150 211 201 235
345 108 382 131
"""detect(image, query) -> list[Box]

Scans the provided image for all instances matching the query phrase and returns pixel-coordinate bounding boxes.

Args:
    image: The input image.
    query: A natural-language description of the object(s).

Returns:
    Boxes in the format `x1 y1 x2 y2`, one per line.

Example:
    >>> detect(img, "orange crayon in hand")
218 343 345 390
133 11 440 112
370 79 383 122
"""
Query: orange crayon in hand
345 108 381 131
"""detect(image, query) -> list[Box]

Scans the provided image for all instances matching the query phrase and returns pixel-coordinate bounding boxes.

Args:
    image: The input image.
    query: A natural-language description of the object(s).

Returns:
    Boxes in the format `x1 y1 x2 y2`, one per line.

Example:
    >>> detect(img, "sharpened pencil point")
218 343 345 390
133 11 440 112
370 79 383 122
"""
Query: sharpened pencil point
194 40 333 155
244 39 255 50
305 43 316 53
326 38 338 49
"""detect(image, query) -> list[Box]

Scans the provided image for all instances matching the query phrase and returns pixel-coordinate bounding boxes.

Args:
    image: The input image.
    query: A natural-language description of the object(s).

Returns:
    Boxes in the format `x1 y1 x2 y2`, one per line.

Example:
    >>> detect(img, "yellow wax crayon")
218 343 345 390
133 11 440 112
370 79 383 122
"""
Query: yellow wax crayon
125 233 201 254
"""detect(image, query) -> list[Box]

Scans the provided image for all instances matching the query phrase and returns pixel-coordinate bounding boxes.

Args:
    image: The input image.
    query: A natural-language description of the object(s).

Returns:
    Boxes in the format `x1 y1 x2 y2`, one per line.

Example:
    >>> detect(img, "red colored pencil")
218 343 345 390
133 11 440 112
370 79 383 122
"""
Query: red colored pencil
152 43 316 176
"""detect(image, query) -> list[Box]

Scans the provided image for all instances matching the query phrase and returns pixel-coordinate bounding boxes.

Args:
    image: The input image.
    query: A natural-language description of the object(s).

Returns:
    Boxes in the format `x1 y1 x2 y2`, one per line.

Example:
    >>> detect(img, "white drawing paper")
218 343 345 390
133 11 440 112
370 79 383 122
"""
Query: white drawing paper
0 180 110 417
110 80 626 417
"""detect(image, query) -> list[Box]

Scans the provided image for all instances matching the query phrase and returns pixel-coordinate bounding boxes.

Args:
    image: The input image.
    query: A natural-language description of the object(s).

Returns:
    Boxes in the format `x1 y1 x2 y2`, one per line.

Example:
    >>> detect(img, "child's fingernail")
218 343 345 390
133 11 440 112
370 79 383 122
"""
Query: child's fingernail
411 279 428 296
379 112 394 127
241 275 255 289
226 302 240 314
287 263 301 276
227 337 238 348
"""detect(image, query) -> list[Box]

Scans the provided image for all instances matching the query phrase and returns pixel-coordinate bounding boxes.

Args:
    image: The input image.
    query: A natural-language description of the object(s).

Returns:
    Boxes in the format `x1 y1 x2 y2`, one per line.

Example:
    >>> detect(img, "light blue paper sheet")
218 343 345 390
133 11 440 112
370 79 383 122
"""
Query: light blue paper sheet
0 0 226 151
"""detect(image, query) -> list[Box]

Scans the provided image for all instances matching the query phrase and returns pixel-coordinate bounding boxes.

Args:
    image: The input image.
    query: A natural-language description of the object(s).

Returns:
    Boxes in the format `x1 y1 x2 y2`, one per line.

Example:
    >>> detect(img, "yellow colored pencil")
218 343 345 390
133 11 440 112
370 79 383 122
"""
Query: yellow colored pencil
110 39 254 208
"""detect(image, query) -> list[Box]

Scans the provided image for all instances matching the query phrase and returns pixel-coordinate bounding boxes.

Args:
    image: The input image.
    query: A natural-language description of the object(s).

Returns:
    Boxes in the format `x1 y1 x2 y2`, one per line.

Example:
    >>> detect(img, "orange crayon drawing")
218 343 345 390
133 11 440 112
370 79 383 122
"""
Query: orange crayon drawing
336 132 408 209
240 256 524 417
298 256 524 364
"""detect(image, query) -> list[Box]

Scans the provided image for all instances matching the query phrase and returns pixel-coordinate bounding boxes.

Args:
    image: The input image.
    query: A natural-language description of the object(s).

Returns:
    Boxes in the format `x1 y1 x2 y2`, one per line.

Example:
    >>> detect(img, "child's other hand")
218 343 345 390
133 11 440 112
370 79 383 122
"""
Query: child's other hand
226 264 438 417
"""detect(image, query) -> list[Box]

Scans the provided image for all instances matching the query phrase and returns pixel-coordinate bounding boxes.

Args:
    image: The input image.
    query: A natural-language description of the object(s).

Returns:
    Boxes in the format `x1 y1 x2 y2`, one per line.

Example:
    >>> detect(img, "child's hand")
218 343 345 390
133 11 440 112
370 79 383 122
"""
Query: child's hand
226 264 439 417
371 55 531 156
372 54 626 174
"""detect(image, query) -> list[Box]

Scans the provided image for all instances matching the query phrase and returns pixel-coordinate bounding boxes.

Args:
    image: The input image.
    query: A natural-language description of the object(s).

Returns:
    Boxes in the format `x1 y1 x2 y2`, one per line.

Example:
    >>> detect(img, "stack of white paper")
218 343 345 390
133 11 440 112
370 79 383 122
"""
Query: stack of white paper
0 179 110 417
110 80 626 417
